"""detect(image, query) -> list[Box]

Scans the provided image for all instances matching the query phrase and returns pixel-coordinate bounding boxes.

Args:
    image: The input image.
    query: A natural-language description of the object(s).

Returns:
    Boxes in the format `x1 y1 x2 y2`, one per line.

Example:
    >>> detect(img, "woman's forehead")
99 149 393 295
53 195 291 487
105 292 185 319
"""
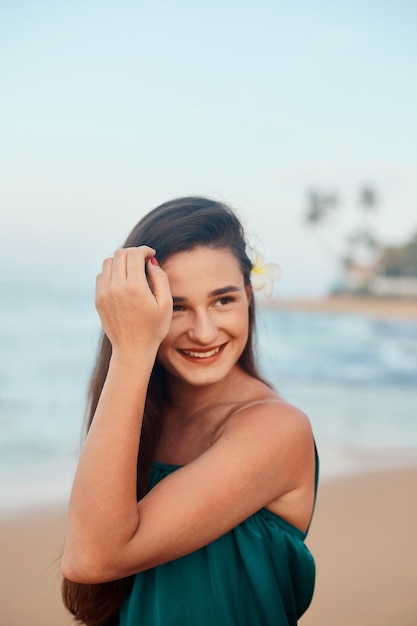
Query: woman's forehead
162 247 244 290
162 247 239 271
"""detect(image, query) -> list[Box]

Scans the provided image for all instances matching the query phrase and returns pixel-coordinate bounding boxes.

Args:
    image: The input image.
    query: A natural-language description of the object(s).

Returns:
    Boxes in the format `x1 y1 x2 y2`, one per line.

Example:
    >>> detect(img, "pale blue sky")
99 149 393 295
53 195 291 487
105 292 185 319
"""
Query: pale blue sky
1 0 416 295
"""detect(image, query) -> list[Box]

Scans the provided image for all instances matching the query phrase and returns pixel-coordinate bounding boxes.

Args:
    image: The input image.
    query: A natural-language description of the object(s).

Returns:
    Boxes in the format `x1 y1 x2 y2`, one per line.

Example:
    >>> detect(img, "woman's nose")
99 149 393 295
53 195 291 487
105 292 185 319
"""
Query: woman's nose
187 310 217 344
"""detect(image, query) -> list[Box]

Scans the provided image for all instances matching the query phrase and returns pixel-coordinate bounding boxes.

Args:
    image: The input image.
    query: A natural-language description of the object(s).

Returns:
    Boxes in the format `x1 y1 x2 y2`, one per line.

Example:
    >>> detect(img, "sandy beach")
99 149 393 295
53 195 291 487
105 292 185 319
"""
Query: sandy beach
301 465 417 626
1 462 416 626
262 295 417 321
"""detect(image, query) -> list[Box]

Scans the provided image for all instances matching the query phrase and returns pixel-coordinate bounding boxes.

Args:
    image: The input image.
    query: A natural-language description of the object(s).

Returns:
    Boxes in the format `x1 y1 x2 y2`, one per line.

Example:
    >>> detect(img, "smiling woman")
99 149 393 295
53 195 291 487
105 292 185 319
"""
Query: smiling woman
61 197 318 626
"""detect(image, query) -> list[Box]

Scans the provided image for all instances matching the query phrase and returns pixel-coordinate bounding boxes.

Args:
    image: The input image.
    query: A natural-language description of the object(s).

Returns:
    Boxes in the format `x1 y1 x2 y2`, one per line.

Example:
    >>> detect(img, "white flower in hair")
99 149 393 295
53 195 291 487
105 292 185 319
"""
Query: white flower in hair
248 247 281 298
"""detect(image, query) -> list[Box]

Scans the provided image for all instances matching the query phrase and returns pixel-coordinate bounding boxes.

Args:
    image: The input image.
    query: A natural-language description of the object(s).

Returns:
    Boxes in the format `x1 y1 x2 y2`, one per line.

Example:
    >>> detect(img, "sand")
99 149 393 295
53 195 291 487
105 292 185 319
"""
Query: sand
262 295 417 321
0 506 73 626
301 466 417 626
1 463 416 626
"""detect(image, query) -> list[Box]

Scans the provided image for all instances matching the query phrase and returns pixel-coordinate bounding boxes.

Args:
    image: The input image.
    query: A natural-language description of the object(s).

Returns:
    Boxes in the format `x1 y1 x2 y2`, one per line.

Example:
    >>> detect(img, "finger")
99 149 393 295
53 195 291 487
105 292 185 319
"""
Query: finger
101 257 113 282
111 248 128 282
146 257 172 305
125 247 154 287
96 257 113 297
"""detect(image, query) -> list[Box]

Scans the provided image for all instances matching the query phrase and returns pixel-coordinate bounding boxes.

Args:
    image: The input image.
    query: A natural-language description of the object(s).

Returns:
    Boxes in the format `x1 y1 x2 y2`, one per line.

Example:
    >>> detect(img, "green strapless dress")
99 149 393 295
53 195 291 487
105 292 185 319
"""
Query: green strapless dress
119 455 318 626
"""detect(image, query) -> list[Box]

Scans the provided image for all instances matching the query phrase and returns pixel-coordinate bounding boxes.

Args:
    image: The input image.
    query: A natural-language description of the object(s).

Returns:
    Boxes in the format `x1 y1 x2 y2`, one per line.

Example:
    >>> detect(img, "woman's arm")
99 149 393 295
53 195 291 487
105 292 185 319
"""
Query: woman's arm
61 246 173 582
63 399 315 583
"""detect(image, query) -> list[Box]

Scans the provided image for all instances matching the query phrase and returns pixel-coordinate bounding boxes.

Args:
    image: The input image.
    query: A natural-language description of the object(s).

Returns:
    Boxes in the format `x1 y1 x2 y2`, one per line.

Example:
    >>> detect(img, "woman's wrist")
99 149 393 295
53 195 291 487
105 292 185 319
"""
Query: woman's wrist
109 345 159 372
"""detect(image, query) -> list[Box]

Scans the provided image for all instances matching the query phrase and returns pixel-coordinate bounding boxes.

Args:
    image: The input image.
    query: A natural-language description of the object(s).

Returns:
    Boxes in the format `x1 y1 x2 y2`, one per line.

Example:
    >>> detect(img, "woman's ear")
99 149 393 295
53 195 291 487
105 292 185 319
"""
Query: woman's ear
245 285 252 304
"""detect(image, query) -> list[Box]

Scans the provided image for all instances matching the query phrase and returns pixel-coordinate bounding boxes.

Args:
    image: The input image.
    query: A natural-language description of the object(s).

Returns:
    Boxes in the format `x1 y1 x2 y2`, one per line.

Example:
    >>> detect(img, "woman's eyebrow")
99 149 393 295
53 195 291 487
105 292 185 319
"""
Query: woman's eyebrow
209 285 242 297
172 286 242 304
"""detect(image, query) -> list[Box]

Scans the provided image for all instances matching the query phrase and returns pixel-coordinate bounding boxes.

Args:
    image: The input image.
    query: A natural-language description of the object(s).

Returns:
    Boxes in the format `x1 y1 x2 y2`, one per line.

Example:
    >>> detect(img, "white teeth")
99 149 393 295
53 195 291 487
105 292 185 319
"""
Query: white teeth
182 346 222 359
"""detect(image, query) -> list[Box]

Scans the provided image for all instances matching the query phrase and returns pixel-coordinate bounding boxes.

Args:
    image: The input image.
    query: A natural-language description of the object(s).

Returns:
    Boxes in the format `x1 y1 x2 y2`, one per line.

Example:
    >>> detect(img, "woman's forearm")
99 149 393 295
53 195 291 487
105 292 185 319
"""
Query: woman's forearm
62 350 157 579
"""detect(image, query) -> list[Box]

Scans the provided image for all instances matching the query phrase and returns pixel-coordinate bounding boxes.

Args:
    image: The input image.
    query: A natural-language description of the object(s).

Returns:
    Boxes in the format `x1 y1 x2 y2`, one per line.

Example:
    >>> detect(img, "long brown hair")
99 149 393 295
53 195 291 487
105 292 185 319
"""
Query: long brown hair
62 197 267 625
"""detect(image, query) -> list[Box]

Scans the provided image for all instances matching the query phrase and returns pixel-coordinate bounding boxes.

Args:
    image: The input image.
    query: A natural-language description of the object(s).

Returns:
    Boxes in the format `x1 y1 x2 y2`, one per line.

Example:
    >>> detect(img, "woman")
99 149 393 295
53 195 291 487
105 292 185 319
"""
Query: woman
62 197 318 626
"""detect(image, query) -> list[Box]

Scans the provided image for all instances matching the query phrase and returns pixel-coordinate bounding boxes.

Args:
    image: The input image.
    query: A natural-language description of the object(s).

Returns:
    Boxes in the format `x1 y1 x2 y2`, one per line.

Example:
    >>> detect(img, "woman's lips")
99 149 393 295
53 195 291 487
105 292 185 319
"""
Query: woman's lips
178 344 225 359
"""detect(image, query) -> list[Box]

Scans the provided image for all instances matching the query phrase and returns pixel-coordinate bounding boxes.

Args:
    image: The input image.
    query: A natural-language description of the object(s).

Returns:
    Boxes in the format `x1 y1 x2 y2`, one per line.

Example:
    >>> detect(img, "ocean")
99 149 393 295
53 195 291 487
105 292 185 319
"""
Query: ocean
1 274 417 513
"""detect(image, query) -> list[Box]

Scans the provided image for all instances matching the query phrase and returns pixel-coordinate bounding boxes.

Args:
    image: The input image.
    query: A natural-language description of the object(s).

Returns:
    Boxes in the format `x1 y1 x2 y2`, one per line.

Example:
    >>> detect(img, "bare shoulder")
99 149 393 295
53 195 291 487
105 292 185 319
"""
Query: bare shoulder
221 387 313 444
214 388 314 484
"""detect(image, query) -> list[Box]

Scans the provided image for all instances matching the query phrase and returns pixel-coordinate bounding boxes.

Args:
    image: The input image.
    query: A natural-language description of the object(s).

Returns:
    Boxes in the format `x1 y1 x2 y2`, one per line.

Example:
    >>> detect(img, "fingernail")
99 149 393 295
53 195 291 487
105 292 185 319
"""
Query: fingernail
150 256 159 267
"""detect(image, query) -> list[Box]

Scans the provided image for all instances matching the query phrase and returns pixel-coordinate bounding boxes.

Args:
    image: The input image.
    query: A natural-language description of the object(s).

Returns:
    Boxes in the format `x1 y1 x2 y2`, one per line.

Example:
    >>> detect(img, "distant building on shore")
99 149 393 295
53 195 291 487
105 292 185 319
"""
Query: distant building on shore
334 232 417 299
338 263 417 298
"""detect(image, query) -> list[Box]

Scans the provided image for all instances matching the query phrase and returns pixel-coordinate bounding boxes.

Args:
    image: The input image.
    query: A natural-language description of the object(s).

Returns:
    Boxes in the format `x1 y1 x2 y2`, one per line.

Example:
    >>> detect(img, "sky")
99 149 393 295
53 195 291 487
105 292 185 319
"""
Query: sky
1 0 417 296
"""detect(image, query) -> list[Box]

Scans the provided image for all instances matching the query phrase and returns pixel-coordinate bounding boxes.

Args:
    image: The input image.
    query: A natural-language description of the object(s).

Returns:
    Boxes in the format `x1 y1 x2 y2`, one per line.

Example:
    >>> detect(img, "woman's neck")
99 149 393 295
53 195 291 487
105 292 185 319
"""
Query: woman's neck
164 365 247 426
155 367 276 466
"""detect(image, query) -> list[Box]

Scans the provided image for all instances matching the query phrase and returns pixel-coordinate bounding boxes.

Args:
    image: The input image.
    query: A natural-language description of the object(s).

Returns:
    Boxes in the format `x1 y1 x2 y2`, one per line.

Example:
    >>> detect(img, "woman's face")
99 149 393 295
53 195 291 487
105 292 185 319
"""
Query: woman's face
157 246 251 388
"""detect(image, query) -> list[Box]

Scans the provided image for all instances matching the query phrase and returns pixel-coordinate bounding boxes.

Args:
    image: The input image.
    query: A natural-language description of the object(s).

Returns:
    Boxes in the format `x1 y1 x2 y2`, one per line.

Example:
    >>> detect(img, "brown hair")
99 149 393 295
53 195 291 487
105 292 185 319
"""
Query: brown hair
62 197 267 625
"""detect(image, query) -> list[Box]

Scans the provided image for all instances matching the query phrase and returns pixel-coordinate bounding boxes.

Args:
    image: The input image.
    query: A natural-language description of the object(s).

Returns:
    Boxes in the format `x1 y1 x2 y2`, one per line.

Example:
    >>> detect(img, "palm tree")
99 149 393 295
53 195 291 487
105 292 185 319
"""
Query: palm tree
304 185 381 293
305 190 339 225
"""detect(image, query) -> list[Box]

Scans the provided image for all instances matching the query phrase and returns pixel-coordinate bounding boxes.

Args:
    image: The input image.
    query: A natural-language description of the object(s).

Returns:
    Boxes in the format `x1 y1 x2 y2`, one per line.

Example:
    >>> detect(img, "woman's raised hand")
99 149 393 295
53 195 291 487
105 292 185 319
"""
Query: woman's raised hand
95 246 173 358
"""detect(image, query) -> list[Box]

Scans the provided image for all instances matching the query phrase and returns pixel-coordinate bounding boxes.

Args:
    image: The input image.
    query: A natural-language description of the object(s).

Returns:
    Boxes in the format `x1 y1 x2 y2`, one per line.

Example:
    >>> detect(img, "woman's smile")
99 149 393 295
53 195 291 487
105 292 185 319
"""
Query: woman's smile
178 343 226 360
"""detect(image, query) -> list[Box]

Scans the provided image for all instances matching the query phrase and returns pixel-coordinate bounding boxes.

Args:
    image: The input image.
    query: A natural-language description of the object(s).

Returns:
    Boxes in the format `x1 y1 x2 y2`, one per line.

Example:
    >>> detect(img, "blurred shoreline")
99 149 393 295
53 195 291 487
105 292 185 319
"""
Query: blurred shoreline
261 295 417 321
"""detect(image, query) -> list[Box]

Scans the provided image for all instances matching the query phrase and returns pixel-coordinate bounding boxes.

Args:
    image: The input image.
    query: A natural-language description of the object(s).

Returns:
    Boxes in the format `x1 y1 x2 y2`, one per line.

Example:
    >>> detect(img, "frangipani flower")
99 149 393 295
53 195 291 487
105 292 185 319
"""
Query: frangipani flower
248 247 281 298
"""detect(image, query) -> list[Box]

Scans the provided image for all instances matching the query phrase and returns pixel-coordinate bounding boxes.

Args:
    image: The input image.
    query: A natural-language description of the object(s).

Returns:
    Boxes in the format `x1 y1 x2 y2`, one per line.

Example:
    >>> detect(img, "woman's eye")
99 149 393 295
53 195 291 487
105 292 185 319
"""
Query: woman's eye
173 304 185 312
213 296 235 307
